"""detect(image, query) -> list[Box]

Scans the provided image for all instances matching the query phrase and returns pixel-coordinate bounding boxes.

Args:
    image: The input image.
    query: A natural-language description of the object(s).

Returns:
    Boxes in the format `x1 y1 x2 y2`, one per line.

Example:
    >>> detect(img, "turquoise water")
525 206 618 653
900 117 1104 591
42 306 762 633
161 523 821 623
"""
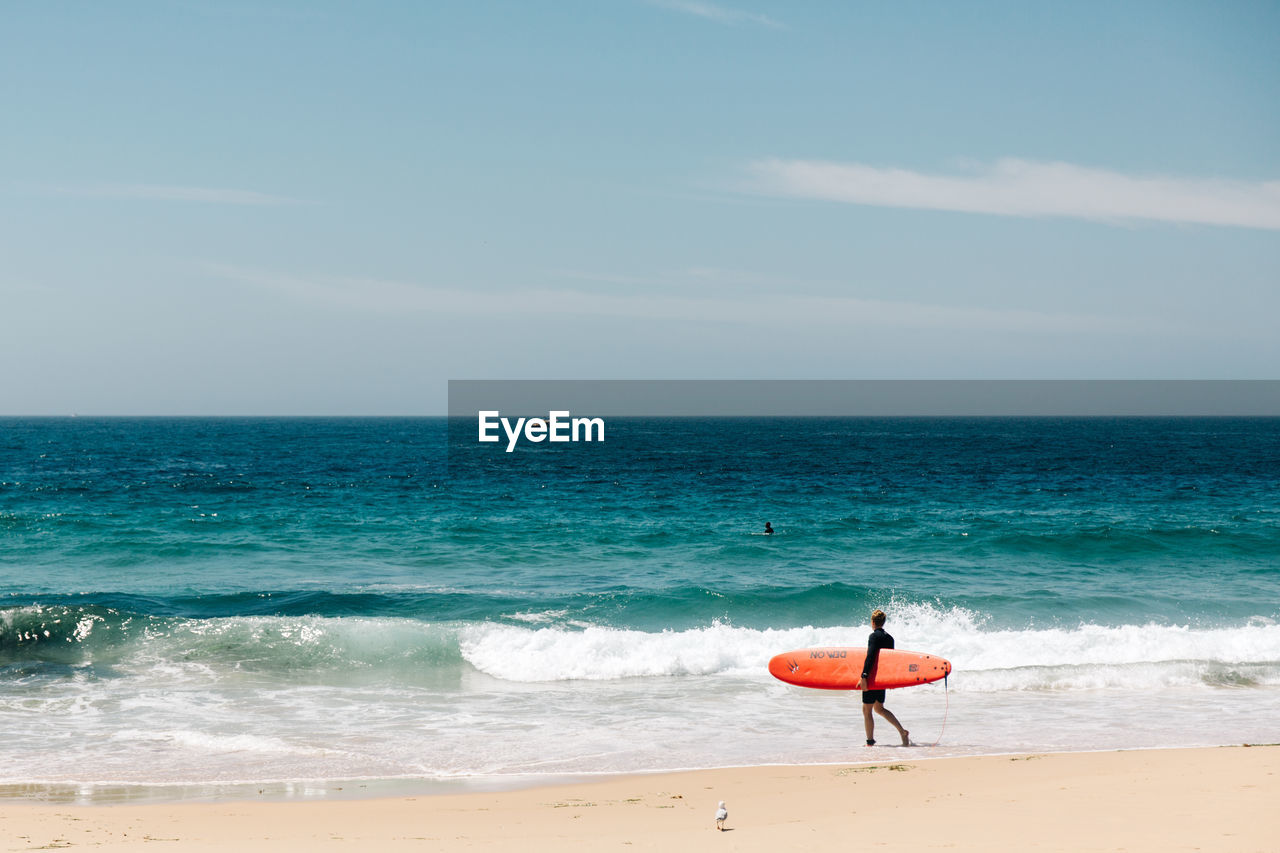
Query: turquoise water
2 417 1278 796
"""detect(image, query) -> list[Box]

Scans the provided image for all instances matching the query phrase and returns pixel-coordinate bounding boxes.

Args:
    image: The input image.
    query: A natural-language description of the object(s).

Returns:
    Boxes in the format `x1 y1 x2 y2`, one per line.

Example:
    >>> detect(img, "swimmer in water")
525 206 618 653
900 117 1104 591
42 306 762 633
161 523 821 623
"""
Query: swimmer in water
764 522 774 534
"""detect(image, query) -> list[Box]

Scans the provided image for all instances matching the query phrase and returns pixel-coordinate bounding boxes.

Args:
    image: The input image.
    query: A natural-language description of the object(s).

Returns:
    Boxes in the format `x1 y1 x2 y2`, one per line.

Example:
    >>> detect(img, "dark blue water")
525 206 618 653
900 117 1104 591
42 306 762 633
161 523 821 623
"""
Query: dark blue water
5 417 1276 624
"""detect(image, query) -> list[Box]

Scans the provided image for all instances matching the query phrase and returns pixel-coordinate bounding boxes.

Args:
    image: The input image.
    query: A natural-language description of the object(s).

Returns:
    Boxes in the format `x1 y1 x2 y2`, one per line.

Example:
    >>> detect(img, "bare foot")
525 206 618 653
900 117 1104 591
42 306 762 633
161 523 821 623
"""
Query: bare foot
900 730 910 746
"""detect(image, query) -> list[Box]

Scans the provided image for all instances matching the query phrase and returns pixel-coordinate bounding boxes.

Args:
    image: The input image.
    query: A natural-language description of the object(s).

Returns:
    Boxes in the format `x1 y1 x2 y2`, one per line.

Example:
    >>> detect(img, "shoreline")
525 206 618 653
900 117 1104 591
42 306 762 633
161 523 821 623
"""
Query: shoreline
2 745 1275 851
0 740 1263 807
1 739 1273 807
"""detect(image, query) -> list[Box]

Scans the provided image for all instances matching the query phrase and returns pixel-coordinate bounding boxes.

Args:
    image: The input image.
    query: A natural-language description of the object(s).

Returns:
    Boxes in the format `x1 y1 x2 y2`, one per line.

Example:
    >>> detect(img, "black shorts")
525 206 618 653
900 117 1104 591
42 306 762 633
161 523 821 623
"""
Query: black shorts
861 689 886 705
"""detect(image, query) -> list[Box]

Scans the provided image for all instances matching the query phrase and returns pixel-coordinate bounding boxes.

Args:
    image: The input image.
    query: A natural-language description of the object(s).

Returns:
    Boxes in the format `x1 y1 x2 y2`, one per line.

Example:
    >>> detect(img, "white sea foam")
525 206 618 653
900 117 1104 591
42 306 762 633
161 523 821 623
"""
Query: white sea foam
6 606 1279 790
506 609 571 624
460 621 837 681
459 605 1280 690
110 729 314 757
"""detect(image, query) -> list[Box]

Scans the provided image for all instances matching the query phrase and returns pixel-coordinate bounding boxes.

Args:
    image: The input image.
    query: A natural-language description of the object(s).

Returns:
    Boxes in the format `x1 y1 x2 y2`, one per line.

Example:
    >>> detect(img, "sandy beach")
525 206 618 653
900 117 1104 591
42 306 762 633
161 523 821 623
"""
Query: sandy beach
2 745 1276 852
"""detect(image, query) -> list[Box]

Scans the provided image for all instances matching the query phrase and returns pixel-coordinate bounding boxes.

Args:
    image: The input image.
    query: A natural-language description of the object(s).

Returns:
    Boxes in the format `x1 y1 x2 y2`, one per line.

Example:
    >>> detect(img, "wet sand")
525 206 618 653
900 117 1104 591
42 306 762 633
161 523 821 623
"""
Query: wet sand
2 745 1276 852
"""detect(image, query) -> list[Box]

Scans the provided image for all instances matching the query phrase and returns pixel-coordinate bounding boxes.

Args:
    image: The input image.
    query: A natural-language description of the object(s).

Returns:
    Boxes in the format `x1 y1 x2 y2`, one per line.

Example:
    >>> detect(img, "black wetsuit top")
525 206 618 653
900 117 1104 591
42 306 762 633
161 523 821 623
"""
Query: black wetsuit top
861 627 894 680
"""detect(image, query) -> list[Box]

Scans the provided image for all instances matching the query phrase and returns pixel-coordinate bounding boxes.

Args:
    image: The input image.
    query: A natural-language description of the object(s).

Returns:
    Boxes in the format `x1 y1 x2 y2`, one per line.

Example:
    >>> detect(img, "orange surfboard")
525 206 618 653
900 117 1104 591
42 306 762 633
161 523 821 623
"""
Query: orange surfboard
769 647 951 691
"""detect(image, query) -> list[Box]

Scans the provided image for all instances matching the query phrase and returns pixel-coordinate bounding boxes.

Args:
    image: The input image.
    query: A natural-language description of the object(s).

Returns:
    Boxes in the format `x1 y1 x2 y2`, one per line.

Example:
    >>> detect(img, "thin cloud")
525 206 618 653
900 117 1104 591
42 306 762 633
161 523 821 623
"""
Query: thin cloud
748 158 1280 231
649 0 782 29
209 263 1161 337
50 183 302 206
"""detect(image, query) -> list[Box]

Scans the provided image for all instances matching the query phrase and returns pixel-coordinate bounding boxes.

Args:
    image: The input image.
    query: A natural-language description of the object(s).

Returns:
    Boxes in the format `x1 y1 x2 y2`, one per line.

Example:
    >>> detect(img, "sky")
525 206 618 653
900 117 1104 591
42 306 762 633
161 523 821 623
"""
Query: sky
3 0 1278 414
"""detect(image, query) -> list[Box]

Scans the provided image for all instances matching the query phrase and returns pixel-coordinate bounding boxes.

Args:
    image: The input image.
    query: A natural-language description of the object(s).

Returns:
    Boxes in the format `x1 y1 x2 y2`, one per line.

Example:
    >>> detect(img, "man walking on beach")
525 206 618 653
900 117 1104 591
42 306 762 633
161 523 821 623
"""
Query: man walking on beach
856 609 910 747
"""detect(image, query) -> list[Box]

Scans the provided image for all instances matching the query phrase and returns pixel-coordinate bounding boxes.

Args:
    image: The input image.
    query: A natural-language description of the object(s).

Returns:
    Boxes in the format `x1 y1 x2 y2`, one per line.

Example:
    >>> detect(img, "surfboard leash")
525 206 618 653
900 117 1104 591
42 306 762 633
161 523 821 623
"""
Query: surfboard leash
929 673 950 747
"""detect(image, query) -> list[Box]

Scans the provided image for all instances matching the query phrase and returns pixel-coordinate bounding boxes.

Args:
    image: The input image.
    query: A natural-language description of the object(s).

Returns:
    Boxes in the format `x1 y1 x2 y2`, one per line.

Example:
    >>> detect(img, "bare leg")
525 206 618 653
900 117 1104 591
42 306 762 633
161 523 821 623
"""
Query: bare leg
862 702 875 744
873 702 909 745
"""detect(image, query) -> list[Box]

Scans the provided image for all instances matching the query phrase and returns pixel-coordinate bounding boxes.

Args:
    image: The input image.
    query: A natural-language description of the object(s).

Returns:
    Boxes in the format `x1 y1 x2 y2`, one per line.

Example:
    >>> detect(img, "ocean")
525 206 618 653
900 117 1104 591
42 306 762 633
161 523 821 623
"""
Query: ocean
2 416 1277 801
